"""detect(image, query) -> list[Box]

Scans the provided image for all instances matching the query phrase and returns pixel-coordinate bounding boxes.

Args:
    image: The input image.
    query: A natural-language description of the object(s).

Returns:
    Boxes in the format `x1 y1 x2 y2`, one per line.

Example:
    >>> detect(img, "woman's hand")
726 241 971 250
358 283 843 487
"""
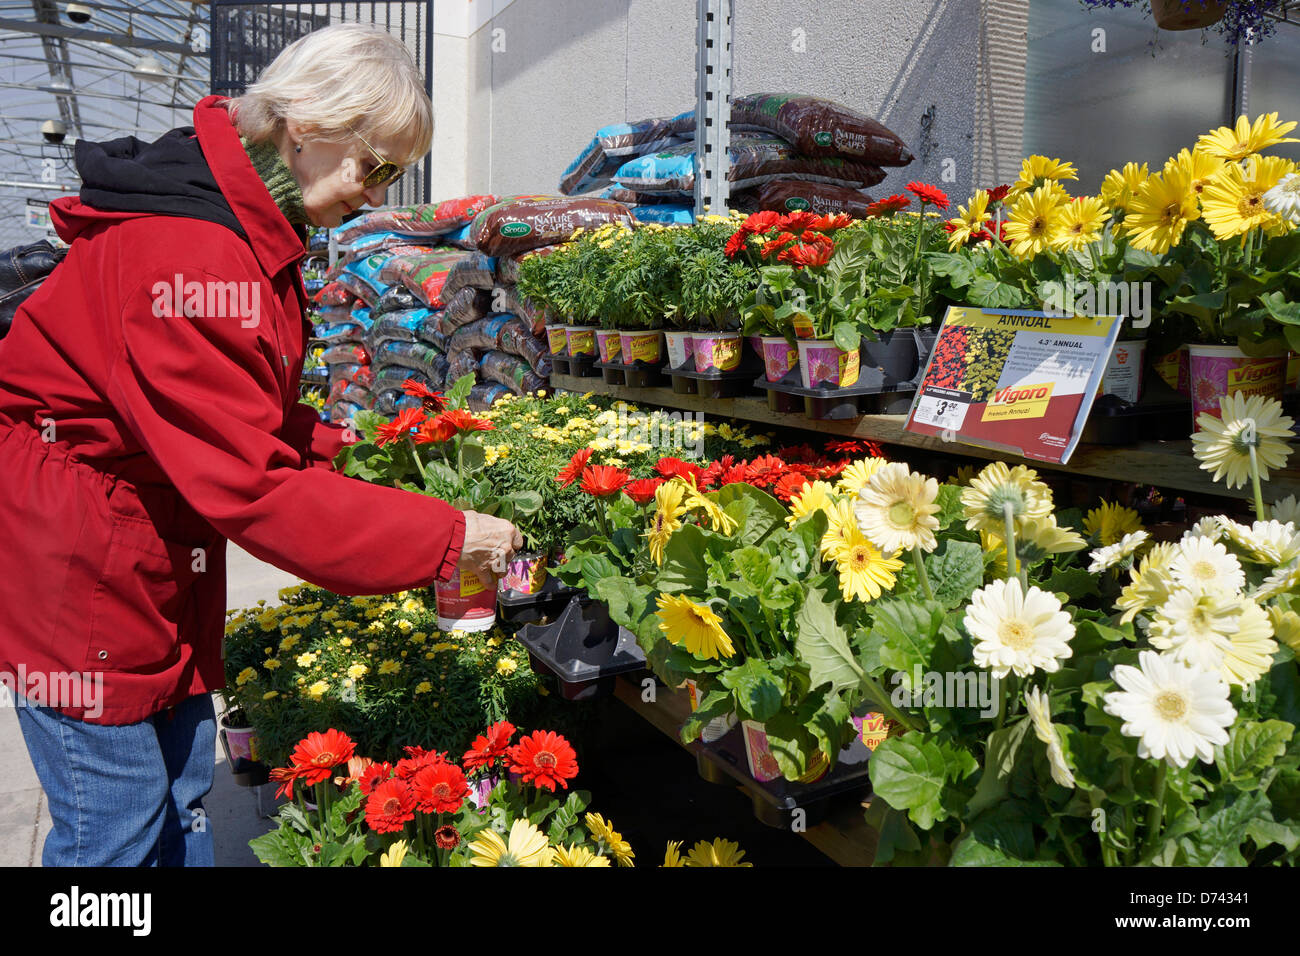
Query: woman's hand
457 510 524 589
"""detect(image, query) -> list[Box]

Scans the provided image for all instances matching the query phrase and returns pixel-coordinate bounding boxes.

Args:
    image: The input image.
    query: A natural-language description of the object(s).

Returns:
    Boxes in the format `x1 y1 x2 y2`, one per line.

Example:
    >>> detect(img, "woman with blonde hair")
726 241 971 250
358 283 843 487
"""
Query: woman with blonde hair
0 23 520 866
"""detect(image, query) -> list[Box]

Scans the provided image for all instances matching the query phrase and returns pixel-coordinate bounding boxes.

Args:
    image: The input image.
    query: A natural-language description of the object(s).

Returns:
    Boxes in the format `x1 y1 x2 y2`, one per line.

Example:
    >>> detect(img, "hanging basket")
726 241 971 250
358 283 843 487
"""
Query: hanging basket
1150 0 1225 31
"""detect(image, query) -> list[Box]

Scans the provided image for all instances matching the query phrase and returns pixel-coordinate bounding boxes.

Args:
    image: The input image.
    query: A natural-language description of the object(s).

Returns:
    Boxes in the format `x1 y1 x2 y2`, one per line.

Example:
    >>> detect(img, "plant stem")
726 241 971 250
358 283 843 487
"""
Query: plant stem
317 780 332 845
1249 444 1268 520
1002 502 1019 583
1143 763 1169 859
911 544 935 601
861 673 923 733
994 673 1008 730
407 435 429 490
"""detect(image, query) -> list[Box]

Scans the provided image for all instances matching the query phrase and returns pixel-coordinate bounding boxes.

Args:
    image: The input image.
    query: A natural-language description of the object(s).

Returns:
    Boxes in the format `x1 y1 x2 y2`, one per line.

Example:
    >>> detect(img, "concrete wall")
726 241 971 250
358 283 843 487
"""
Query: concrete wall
431 0 982 206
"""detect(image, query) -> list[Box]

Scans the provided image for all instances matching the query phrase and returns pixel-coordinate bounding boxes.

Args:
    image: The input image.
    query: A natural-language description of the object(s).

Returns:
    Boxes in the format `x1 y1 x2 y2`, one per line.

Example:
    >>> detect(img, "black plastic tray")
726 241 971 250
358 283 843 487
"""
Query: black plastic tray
568 352 600 377
497 574 579 625
688 718 875 828
550 355 570 376
663 353 765 399
594 359 666 388
1082 394 1194 445
515 595 647 700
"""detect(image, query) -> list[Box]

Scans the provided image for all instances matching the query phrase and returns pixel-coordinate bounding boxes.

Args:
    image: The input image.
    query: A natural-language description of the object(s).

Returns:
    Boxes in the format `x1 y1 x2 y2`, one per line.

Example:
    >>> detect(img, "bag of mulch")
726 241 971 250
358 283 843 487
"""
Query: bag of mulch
373 340 446 382
615 132 885 195
448 314 513 354
329 380 374 410
730 93 914 167
334 196 498 244
334 271 386 307
480 350 546 396
330 401 364 423
314 321 366 345
374 388 424 416
559 117 690 195
598 185 681 206
442 223 477 250
470 196 634 257
447 348 481 383
374 366 433 393
314 280 357 307
497 319 551 376
370 308 435 343
416 311 448 347
753 179 875 218
440 287 492 333
632 204 695 225
442 253 498 299
372 285 423 317
558 135 621 197
381 249 468 308
328 362 362 385
489 286 545 337
468 382 512 412
320 342 371 366
495 243 564 286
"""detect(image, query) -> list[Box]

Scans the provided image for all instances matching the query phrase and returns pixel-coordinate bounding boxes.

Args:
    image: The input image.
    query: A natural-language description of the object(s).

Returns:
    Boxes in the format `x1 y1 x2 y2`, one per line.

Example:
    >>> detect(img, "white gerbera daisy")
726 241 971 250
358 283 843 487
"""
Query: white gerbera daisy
1102 650 1236 768
1190 393 1295 490
1148 590 1275 685
1263 172 1300 223
1268 605 1300 652
1188 517 1225 541
960 461 1054 535
1116 542 1178 624
1088 530 1151 573
1170 536 1246 595
1220 604 1279 687
965 578 1075 678
1270 495 1300 526
1023 686 1076 788
1218 518 1300 566
854 462 941 554
1255 560 1300 601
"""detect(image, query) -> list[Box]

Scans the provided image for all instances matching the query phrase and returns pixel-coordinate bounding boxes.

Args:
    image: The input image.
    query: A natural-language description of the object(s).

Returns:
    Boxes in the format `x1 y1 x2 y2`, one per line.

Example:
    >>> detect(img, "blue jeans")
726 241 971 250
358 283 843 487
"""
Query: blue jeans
16 692 216 866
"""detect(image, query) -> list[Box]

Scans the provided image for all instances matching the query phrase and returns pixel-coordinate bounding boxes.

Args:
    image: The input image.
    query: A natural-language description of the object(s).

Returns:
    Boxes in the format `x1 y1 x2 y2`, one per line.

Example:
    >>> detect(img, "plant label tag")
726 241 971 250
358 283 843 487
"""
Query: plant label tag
912 386 970 431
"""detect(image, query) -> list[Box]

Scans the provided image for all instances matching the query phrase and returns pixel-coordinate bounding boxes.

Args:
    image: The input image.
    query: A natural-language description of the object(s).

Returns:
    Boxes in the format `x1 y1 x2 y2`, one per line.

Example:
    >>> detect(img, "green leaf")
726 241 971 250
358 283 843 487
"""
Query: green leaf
869 734 972 830
1174 791 1270 866
249 830 308 867
833 321 861 353
680 686 735 743
445 373 475 410
951 802 1061 866
969 276 1025 309
871 598 945 682
656 524 711 594
794 585 865 695
934 483 966 531
1044 567 1100 602
712 483 787 547
719 658 786 722
966 718 1032 817
1218 719 1295 788
924 539 984 610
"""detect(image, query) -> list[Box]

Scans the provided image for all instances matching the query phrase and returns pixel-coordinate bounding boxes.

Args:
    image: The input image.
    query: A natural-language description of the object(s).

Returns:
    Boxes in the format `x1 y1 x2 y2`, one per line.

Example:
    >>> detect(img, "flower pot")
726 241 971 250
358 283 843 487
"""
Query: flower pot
740 720 828 784
1151 0 1225 30
218 713 269 787
619 329 663 365
564 325 597 358
1100 339 1147 404
499 551 548 595
861 330 920 382
594 329 622 364
545 324 569 357
435 567 497 632
1153 346 1190 396
748 335 764 357
682 678 737 744
797 339 860 388
759 335 798 382
1187 343 1287 430
692 331 743 372
663 329 694 368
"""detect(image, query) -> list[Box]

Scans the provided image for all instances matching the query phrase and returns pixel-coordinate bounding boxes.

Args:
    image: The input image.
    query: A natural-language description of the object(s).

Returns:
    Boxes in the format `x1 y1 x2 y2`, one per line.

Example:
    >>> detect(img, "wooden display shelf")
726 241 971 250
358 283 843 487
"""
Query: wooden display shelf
551 374 1300 503
611 676 878 867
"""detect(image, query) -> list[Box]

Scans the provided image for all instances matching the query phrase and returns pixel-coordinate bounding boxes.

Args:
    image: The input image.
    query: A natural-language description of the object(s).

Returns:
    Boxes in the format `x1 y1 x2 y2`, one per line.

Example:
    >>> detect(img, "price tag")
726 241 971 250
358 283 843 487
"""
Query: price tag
912 386 970 431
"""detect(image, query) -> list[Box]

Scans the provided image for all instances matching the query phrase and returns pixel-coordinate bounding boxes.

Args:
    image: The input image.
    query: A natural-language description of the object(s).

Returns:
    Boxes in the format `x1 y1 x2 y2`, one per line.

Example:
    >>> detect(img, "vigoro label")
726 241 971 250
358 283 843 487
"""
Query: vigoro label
1227 358 1285 394
981 382 1054 422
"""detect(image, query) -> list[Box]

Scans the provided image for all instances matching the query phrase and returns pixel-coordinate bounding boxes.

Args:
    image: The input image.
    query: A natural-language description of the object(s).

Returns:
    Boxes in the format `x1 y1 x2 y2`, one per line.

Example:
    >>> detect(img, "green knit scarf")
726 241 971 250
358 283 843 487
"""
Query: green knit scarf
240 136 309 226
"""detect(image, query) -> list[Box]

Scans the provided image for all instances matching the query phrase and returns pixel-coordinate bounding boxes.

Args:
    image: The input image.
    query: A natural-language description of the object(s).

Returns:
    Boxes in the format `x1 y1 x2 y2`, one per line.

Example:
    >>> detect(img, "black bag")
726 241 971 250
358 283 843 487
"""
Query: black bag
0 240 66 340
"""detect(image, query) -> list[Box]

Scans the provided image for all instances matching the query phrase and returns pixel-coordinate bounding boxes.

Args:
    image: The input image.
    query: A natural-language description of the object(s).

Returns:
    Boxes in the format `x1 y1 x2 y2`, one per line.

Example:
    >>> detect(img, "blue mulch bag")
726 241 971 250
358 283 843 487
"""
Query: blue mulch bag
632 204 696 225
468 382 511 412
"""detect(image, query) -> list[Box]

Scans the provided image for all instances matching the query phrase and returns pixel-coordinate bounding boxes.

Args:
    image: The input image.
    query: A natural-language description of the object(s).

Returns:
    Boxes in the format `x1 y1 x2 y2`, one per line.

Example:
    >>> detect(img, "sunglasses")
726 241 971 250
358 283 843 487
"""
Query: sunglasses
348 126 406 189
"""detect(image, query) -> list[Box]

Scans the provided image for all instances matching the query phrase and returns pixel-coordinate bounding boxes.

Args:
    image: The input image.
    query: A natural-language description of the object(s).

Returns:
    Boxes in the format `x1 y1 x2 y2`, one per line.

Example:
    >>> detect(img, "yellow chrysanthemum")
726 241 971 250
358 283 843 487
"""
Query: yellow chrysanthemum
346 663 368 680
1050 196 1111 251
306 680 329 700
1007 155 1078 202
584 813 635 867
655 593 735 660
496 658 518 676
786 480 837 529
235 667 257 687
1083 501 1144 546
1199 154 1297 241
1123 165 1200 254
469 819 554 867
684 838 752 867
378 659 401 676
961 461 1054 535
1003 185 1068 259
1195 112 1300 162
830 526 904 603
262 658 281 671
1098 161 1149 214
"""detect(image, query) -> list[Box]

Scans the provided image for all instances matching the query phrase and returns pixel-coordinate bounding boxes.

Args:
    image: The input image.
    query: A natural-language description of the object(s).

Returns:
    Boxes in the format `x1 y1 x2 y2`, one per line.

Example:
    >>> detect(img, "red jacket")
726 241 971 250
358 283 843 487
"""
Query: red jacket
0 96 465 724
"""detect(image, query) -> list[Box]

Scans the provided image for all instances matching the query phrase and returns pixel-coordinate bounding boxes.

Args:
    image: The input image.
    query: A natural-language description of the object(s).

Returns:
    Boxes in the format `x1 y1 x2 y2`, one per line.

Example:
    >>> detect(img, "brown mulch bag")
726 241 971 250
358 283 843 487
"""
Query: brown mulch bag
730 93 914 167
470 196 634 257
754 180 875 219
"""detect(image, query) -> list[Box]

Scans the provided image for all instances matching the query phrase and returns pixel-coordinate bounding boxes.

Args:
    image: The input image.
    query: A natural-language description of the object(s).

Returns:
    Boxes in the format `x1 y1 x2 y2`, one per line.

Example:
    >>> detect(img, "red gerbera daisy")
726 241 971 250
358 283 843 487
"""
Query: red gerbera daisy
905 182 950 210
269 765 303 801
623 477 664 505
436 408 494 436
698 455 735 490
825 439 865 455
986 184 1010 204
411 761 470 815
778 210 820 233
655 456 705 484
865 194 910 217
579 464 630 498
413 414 457 444
720 461 752 486
288 729 357 788
760 231 796 259
773 471 811 503
358 761 394 795
507 730 579 792
394 748 447 781
809 212 854 231
777 444 818 464
816 460 849 480
743 210 783 234
781 238 834 269
374 407 426 447
742 453 790 487
556 447 593 487
364 778 416 834
401 379 446 412
724 229 748 258
463 720 516 771
434 825 462 850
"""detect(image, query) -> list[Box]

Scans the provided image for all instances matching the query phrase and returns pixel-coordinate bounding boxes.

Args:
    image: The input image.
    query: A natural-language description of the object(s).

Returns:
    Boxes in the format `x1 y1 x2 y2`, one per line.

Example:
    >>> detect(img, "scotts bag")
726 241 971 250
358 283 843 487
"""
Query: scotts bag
614 132 885 194
442 222 478 251
558 117 690 195
319 342 371 366
440 287 492 333
375 389 424 417
327 362 363 385
495 243 564 286
599 185 681 206
446 348 481 383
349 306 374 330
490 285 547 337
441 253 498 299
314 280 358 307
468 382 512 412
329 233 445 278
448 314 514 354
374 366 434 393
334 271 387 307
380 249 469 308
373 340 446 383
330 401 365 423
372 285 422 317
632 204 695 225
469 196 635 257
334 195 498 244
369 308 436 344
313 321 366 345
417 314 449 350
730 93 914 166
754 180 875 218
480 350 547 397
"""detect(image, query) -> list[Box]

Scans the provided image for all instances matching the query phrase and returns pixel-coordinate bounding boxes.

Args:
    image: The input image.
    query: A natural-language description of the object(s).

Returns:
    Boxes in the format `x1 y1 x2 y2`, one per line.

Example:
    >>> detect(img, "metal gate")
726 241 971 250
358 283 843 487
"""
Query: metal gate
210 1 434 205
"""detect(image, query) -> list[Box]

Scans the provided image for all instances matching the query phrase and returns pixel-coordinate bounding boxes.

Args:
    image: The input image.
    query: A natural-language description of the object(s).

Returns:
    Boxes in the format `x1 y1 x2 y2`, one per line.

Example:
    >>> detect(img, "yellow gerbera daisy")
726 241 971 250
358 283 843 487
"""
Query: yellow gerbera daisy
655 593 735 660
1050 196 1111 251
785 480 838 529
945 189 991 250
1164 147 1224 199
469 819 554 867
1098 161 1149 214
584 813 635 867
836 457 890 497
1123 165 1200 254
646 480 689 565
552 843 611 867
1007 155 1078 202
379 840 409 867
1199 154 1297 241
684 838 753 867
1195 112 1300 162
1003 186 1068 259
986 515 1086 565
831 527 905 603
1082 501 1144 546
1115 542 1178 624
662 840 685 867
819 497 859 558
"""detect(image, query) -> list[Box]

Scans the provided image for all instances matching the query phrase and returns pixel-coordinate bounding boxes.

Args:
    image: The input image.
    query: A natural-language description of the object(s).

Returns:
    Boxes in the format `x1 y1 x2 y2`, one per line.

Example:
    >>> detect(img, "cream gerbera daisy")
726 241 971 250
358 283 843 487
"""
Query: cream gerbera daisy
1087 530 1151 573
1255 559 1300 601
994 515 1086 565
1102 650 1236 769
1116 542 1179 624
853 462 941 554
1191 393 1295 490
1170 536 1246 595
469 819 555 867
1023 686 1075 788
1268 605 1300 652
1264 172 1300 224
961 461 1054 535
965 578 1075 678
786 480 838 529
836 457 889 497
1271 495 1300 526
1188 516 1225 541
1218 518 1300 566
1148 589 1245 675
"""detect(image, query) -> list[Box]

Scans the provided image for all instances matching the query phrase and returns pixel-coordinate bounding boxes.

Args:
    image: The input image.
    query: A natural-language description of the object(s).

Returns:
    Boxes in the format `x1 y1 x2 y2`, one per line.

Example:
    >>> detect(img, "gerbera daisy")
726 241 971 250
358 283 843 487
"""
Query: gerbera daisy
1163 147 1224 199
656 592 735 660
836 457 889 497
506 730 580 792
646 481 688 565
469 819 554 867
961 461 1054 535
945 189 992 250
401 379 446 411
623 477 664 505
1170 536 1246 595
809 212 854 231
379 840 409 867
462 720 516 771
986 515 1087 566
965 577 1075 678
434 408 494 436
1149 592 1277 687
357 761 394 795
662 840 684 867
1271 495 1300 526
772 471 811 503
1191 393 1295 488
780 238 835 269
1219 518 1300 566
830 530 904 603
1123 164 1201 254
553 844 611 867
1256 559 1300 601
413 414 457 445
1269 605 1300 652
1003 186 1067 259
579 464 630 498
374 407 426 447
584 813 635 867
1264 172 1300 224
411 761 469 814
786 479 837 528
865 194 910 217
986 183 1011 204
906 181 950 210
556 447 593 487
743 453 790 487
434 824 461 850
760 230 797 259
1200 154 1297 240
1116 542 1178 624
820 497 860 557
288 728 356 787
684 838 752 867
1023 686 1075 788
655 456 706 484
1102 649 1236 768
1194 112 1299 162
1007 155 1078 202
1050 195 1110 251
681 479 738 534
1088 530 1151 573
1098 162 1149 212
364 778 416 834
1083 501 1144 545
853 461 941 554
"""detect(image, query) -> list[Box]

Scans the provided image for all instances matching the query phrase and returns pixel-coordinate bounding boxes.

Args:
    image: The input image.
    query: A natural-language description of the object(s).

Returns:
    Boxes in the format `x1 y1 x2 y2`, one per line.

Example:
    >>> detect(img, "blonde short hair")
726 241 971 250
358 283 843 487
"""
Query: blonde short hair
226 23 432 167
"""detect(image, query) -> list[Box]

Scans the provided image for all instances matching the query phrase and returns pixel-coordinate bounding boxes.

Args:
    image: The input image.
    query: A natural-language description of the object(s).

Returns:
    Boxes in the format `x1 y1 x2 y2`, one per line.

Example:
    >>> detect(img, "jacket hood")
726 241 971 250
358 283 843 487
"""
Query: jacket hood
69 126 247 241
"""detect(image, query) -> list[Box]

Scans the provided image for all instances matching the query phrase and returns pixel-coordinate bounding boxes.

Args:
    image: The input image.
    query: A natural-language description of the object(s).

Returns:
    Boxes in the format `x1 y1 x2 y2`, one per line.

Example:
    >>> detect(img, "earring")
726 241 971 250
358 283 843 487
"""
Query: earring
294 144 302 153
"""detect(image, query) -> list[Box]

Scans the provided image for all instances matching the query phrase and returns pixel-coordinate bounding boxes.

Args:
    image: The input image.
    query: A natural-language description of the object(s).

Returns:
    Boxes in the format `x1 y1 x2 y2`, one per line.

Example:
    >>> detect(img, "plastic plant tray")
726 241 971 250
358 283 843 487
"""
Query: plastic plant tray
666 358 765 399
688 721 875 829
568 353 601 378
515 595 647 701
1081 394 1194 445
496 575 580 626
550 356 571 376
593 358 667 388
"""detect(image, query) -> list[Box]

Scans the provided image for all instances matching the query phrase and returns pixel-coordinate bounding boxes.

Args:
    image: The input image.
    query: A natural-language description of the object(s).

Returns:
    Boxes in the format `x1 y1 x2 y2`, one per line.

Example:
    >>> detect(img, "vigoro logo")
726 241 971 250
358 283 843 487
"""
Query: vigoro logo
981 382 1054 422
499 222 533 238
1227 360 1284 389
992 383 1051 405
